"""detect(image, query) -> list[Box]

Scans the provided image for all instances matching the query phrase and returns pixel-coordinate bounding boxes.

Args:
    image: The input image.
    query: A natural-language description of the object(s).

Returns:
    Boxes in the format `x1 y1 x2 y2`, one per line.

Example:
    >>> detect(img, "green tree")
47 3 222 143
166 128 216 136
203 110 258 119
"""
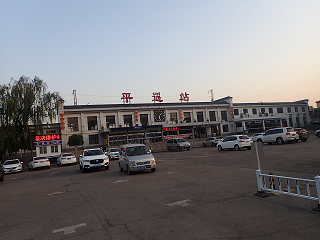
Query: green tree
67 134 84 146
0 76 64 159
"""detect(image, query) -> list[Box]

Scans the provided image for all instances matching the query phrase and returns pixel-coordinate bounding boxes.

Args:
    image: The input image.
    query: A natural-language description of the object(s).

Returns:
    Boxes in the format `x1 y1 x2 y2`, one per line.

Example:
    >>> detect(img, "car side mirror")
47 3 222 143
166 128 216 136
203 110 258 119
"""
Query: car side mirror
21 162 23 164
79 154 82 158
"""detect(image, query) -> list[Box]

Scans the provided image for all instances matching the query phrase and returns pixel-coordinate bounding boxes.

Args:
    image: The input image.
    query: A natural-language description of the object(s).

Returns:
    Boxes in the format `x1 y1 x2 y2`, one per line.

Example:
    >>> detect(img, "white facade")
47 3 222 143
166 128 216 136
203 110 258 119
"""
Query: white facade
59 97 311 150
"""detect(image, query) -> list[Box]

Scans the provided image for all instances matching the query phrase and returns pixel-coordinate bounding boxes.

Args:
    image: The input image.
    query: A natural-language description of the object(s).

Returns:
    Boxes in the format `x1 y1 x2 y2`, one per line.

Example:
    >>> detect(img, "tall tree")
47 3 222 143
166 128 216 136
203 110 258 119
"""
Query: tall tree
0 76 64 159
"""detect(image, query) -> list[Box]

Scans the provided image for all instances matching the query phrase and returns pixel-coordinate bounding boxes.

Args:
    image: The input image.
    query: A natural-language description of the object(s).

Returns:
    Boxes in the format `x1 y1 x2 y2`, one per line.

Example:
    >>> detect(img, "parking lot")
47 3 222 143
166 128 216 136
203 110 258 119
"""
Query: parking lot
1 134 320 240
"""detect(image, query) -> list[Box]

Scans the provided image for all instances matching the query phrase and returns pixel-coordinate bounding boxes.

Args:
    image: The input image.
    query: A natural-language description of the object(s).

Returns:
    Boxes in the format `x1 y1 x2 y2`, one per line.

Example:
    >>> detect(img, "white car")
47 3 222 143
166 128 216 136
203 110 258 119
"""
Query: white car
315 129 320 138
217 135 252 151
57 153 77 166
119 144 156 175
106 148 120 160
28 157 50 170
2 159 23 174
203 137 223 147
260 127 297 144
79 148 109 173
250 133 264 142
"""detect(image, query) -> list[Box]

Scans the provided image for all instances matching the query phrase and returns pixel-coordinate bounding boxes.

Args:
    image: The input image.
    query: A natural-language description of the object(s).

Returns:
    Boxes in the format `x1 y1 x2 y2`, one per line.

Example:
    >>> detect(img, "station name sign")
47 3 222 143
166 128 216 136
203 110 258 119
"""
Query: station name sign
163 127 179 131
35 134 61 142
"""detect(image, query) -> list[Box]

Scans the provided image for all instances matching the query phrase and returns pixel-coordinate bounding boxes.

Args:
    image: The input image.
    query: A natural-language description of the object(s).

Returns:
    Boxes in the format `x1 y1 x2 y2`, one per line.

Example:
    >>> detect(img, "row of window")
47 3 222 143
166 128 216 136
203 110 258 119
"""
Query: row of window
67 110 228 132
234 106 306 116
39 145 59 154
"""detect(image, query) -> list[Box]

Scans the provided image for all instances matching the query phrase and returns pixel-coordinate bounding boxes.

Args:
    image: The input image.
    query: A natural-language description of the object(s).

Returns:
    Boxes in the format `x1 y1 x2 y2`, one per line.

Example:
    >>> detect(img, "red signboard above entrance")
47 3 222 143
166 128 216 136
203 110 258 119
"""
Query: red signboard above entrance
35 134 61 142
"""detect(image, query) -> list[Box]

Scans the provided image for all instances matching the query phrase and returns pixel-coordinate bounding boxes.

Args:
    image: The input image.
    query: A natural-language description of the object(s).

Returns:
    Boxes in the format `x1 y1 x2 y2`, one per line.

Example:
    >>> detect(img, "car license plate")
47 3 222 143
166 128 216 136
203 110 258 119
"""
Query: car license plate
40 161 44 163
246 141 250 143
9 170 14 172
138 166 146 170
67 158 71 160
94 164 101 167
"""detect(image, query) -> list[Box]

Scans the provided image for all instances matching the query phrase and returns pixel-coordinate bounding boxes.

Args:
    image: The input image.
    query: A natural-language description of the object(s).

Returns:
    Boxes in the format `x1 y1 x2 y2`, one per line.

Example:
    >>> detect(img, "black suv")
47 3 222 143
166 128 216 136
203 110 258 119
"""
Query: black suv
294 128 309 142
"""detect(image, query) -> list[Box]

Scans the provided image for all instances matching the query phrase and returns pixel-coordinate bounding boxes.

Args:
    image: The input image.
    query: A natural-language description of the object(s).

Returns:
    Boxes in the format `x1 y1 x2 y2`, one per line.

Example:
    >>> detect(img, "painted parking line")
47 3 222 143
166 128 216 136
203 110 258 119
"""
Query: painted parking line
204 152 209 157
167 199 191 207
52 223 86 235
114 180 128 183
47 192 64 196
168 172 178 175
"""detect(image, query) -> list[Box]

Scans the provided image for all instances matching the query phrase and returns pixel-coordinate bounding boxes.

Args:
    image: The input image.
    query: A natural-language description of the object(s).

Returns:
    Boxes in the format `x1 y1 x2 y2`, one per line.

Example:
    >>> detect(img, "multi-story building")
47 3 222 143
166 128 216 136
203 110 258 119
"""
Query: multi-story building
60 97 310 149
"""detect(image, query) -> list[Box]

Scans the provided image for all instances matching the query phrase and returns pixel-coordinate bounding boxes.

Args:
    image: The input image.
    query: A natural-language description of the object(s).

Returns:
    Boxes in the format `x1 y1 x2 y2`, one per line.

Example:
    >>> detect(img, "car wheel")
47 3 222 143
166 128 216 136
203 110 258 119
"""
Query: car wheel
301 139 307 142
81 166 86 173
234 145 240 151
203 143 206 147
47 166 50 169
317 133 320 138
127 165 131 175
119 163 123 172
212 143 216 147
167 147 171 151
0 175 3 182
187 147 190 151
105 165 109 170
80 164 82 170
218 145 223 151
276 137 284 145
257 139 262 142
247 146 251 150
151 168 156 172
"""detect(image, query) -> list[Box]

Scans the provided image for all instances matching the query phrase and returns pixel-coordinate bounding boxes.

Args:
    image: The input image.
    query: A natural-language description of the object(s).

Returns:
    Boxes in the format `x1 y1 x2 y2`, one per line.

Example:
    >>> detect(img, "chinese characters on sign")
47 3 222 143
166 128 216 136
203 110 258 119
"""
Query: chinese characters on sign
35 134 61 142
121 92 133 103
152 92 163 102
163 127 179 131
179 92 189 102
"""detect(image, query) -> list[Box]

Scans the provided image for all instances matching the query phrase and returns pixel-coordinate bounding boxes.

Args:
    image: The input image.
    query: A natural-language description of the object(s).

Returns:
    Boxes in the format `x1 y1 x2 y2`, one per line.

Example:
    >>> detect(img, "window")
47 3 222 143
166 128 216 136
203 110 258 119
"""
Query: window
67 117 79 132
89 134 99 145
294 107 299 112
184 112 191 123
234 109 239 116
261 108 265 114
140 114 148 126
296 117 301 127
252 108 257 115
123 115 133 127
197 112 204 122
51 145 58 153
222 124 229 132
40 146 47 154
277 107 283 113
287 107 291 113
106 115 116 128
289 118 293 127
243 109 248 114
209 111 216 121
87 116 98 130
170 112 177 123
269 108 273 114
302 107 306 112
221 111 228 121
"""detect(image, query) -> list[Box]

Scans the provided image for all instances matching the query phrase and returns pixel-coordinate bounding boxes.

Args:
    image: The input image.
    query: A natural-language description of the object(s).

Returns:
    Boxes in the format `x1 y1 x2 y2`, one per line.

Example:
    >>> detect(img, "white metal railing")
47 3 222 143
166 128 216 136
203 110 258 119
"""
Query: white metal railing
256 170 320 204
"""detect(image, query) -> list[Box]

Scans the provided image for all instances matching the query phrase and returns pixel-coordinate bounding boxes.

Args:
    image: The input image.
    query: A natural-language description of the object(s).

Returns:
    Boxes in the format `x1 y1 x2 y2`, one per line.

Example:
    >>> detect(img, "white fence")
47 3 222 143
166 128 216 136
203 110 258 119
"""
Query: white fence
256 169 320 205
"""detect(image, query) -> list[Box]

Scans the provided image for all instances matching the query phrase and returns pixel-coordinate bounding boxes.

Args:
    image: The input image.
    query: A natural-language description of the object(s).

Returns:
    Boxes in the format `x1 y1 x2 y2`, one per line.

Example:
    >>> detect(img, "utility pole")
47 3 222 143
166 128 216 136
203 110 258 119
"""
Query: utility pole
73 90 77 105
208 89 214 102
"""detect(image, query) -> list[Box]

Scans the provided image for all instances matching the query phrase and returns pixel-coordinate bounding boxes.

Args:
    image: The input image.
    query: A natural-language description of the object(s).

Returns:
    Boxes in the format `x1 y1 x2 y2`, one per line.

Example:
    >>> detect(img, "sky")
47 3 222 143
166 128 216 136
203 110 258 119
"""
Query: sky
1 0 320 107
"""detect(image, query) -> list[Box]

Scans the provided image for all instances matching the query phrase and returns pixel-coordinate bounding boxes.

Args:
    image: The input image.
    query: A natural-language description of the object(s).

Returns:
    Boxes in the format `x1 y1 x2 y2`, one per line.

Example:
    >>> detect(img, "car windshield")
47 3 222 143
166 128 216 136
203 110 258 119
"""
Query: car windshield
84 149 104 156
110 148 119 152
176 139 186 143
4 160 20 165
239 135 249 139
126 146 150 156
62 153 74 157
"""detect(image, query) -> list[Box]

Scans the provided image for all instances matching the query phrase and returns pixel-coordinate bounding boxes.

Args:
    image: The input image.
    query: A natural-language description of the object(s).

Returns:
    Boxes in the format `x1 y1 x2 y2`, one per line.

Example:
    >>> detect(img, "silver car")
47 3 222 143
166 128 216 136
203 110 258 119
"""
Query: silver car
3 159 23 174
119 144 156 175
167 138 191 151
203 137 222 147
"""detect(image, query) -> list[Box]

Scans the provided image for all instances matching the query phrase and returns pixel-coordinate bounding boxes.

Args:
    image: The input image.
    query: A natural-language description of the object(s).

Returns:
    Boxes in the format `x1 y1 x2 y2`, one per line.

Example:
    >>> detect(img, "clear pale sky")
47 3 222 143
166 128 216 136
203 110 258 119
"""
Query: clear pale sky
1 0 320 106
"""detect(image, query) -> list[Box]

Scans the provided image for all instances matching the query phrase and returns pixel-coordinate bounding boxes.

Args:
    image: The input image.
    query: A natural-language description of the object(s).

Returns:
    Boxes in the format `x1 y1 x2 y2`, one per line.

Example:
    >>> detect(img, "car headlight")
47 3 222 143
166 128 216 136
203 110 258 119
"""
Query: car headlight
104 157 108 161
128 161 136 166
151 159 156 164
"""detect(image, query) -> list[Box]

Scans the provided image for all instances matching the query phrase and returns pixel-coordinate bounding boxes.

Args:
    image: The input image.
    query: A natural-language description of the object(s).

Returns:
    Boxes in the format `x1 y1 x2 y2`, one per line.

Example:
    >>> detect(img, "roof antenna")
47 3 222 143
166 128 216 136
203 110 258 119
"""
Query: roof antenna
208 89 214 102
73 90 77 105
